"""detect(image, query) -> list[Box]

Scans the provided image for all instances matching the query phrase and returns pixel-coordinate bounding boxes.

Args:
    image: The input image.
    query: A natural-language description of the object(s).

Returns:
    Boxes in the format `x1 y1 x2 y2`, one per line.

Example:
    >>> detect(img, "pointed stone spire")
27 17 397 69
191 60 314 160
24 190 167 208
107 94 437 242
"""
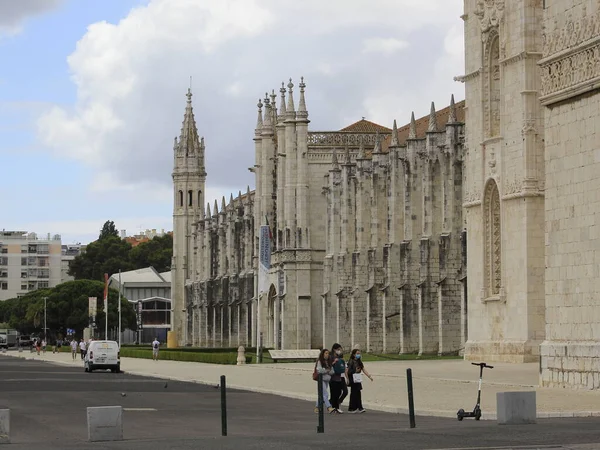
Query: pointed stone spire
200 136 205 149
372 131 382 153
408 112 417 139
279 82 287 116
270 89 277 119
287 78 295 113
214 199 219 216
263 93 272 128
179 88 202 157
173 136 178 151
344 145 352 165
390 119 399 147
255 98 263 133
427 102 438 132
221 196 226 213
357 137 366 159
230 193 234 206
331 148 340 170
447 94 457 124
297 76 307 116
206 202 211 218
238 190 243 207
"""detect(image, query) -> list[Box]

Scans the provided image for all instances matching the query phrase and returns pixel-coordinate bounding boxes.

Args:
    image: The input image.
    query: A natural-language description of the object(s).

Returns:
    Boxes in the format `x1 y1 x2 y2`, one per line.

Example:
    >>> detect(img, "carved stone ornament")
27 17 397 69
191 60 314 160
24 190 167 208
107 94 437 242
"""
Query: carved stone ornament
540 3 600 104
475 0 505 33
542 5 600 58
503 173 523 196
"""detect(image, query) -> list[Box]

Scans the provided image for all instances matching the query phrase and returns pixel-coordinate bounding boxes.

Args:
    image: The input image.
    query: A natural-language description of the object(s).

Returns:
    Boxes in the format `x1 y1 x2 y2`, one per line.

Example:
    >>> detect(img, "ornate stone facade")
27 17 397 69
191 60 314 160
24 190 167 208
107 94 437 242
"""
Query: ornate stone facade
172 80 467 353
460 0 546 363
461 0 600 389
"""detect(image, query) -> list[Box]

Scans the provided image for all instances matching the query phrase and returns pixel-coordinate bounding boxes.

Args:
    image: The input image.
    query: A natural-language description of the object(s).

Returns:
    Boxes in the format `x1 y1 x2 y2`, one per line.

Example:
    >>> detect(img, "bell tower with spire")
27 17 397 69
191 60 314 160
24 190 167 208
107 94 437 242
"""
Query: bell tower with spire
172 88 206 346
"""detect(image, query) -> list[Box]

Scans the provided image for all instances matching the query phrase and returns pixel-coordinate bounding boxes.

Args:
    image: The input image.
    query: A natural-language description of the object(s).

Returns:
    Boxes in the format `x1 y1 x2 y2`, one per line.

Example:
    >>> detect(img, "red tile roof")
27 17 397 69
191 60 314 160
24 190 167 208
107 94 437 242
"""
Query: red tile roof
340 119 392 133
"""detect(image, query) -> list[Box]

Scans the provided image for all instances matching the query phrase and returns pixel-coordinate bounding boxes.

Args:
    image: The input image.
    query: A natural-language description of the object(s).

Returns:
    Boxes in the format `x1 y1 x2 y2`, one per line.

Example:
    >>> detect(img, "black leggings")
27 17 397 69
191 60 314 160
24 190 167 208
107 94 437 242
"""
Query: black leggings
329 380 349 409
349 383 363 411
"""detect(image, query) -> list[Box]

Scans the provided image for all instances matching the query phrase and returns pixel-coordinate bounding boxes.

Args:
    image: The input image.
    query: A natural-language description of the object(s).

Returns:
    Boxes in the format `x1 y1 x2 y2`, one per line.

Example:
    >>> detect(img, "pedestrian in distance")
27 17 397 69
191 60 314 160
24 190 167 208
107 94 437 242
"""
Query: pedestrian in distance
313 348 335 414
41 339 47 354
346 348 373 413
70 339 78 360
152 337 160 361
328 343 348 414
79 339 86 360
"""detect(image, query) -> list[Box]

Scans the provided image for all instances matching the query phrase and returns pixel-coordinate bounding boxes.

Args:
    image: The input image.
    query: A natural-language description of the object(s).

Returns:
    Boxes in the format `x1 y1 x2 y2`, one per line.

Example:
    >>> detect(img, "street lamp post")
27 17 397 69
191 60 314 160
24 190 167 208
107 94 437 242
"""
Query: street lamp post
43 297 47 339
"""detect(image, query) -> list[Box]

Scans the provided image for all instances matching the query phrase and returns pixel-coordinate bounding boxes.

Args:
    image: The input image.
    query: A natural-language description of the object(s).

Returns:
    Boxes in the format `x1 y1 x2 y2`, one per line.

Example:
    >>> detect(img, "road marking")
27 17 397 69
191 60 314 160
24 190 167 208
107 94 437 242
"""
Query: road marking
123 408 157 412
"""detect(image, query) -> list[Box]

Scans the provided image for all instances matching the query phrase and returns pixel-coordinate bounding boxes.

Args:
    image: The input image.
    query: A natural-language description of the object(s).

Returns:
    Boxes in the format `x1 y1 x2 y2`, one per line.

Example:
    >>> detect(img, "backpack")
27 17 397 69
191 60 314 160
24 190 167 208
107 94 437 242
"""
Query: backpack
312 361 319 381
153 342 158 349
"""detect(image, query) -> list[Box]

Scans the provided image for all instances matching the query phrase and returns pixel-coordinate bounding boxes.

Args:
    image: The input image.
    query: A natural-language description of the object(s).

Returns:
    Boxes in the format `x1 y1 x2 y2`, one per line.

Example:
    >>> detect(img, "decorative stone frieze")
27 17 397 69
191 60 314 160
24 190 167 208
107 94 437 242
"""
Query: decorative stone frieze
540 4 600 105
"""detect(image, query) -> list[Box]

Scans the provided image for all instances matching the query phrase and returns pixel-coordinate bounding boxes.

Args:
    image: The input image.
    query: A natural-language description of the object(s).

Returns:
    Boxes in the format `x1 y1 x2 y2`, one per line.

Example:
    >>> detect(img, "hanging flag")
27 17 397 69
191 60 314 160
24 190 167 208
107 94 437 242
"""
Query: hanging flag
265 215 273 241
103 273 109 313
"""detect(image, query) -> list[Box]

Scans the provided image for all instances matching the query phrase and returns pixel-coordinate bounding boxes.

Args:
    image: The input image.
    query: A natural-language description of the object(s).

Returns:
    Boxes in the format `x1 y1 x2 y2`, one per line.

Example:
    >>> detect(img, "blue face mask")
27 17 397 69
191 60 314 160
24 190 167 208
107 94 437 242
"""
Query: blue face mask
355 354 361 360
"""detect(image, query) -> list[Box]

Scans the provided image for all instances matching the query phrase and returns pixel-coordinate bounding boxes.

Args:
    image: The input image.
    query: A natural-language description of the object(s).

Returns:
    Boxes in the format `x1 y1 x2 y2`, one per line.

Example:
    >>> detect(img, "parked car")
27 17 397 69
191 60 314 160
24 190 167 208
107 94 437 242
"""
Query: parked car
18 335 32 348
84 340 120 373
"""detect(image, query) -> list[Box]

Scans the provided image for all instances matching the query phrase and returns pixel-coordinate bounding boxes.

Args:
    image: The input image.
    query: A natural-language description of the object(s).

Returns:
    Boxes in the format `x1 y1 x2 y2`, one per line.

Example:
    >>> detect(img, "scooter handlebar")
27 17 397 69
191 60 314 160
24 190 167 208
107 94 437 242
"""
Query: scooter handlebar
471 362 494 369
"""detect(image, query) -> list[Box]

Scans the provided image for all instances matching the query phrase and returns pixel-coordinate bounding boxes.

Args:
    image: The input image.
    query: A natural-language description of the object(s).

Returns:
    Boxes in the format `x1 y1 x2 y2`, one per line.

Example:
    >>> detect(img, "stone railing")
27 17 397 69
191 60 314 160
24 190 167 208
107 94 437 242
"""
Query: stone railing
308 132 389 147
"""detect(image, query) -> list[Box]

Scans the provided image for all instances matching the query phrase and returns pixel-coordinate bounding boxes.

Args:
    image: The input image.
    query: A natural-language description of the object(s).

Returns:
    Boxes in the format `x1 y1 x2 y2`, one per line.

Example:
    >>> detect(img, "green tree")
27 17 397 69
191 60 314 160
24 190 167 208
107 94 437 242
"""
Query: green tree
0 280 136 338
129 234 173 273
99 220 119 240
68 235 134 280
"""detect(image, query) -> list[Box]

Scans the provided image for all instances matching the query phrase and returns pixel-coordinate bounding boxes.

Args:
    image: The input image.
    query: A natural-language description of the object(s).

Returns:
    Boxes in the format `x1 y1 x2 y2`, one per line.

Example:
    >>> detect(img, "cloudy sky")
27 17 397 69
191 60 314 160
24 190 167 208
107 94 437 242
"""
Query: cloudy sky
0 0 464 244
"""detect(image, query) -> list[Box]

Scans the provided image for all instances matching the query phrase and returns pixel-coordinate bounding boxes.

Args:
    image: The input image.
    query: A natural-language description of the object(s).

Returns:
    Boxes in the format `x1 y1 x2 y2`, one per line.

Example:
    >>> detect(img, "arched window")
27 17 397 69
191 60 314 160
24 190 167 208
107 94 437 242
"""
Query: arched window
178 190 183 207
484 180 501 297
197 190 202 207
486 33 501 138
188 190 193 207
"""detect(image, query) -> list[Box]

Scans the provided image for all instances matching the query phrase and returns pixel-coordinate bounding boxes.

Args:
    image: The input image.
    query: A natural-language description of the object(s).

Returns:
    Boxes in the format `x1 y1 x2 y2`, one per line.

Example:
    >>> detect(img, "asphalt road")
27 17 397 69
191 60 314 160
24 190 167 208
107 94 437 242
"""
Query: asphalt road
0 356 600 449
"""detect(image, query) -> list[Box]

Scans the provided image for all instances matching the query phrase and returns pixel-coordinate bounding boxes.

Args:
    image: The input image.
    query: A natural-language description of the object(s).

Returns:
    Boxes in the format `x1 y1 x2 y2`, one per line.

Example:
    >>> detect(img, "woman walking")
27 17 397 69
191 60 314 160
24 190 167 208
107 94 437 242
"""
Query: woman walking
346 348 373 413
314 348 335 414
328 343 348 414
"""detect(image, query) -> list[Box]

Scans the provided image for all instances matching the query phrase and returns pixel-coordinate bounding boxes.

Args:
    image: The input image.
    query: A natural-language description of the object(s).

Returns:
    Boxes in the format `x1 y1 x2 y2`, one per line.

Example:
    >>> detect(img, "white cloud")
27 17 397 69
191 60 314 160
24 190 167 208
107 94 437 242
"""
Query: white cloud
362 38 409 55
36 0 465 209
0 0 65 34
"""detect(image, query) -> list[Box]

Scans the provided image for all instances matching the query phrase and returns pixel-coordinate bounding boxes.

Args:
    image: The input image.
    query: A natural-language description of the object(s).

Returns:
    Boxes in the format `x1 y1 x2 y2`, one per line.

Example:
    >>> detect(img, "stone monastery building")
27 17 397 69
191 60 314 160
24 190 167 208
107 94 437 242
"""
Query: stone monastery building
172 0 600 389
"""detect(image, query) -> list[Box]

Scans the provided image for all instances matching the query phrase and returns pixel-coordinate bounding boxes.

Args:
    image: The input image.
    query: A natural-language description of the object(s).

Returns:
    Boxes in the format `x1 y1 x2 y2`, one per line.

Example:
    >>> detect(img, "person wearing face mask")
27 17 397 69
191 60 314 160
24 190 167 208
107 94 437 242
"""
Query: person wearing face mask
328 343 348 414
346 348 373 413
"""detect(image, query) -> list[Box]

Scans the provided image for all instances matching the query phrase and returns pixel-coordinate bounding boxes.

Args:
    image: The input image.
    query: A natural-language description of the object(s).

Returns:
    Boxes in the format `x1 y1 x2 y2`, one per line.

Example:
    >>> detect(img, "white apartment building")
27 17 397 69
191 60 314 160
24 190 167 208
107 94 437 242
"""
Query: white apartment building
60 243 86 283
0 231 63 301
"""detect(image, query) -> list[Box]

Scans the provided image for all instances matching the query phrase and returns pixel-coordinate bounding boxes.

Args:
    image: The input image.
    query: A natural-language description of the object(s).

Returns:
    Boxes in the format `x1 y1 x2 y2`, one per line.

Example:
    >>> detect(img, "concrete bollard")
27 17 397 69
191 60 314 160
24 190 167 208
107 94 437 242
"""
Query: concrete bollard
0 409 10 443
237 346 246 365
496 391 537 425
87 406 123 442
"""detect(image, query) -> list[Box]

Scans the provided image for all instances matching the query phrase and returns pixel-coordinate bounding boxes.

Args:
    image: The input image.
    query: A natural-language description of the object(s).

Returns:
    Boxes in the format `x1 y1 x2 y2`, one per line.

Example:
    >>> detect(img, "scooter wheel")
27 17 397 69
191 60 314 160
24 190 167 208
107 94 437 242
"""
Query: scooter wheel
457 408 465 421
474 408 481 421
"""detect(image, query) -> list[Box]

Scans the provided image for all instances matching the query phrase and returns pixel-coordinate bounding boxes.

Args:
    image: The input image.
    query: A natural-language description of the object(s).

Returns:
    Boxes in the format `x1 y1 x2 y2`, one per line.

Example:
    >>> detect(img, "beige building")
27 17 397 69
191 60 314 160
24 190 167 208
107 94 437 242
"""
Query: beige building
459 0 600 389
171 82 466 354
0 231 62 301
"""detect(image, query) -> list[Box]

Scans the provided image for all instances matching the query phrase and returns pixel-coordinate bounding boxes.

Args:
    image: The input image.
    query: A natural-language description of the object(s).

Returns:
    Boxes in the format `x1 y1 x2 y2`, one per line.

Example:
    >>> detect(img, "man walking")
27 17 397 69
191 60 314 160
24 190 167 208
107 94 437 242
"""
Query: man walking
152 337 160 361
79 339 86 360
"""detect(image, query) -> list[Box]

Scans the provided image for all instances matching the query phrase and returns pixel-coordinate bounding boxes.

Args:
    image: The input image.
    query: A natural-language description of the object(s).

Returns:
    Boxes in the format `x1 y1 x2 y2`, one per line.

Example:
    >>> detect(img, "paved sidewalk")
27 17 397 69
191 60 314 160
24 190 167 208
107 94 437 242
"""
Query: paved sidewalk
5 350 600 420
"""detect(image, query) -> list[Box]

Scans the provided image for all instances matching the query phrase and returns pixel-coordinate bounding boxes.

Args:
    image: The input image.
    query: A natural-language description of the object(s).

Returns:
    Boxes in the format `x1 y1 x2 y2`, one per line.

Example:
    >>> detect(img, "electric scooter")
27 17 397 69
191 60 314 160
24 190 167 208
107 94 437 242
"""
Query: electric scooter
457 362 494 421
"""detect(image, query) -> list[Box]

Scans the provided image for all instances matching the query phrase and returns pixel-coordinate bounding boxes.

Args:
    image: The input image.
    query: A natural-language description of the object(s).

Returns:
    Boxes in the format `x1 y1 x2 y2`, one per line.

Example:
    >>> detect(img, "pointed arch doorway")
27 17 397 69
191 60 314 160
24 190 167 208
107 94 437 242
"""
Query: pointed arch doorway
266 284 282 349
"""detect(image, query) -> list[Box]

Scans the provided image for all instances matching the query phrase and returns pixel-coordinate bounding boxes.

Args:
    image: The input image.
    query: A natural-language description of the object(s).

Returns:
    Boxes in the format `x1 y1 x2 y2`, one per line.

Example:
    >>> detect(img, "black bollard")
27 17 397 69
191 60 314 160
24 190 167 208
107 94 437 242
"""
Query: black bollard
220 375 227 436
317 373 324 433
406 368 416 428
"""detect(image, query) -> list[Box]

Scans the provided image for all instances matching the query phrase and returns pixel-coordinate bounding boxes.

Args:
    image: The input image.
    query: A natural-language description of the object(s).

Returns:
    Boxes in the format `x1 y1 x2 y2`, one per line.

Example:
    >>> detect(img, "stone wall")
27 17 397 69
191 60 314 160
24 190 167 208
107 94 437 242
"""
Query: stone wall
539 0 600 389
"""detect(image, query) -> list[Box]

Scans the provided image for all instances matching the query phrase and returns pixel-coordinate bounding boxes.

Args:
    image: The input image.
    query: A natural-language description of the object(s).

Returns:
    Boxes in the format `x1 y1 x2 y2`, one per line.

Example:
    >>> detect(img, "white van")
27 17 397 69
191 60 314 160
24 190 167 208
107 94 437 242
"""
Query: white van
84 340 120 373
